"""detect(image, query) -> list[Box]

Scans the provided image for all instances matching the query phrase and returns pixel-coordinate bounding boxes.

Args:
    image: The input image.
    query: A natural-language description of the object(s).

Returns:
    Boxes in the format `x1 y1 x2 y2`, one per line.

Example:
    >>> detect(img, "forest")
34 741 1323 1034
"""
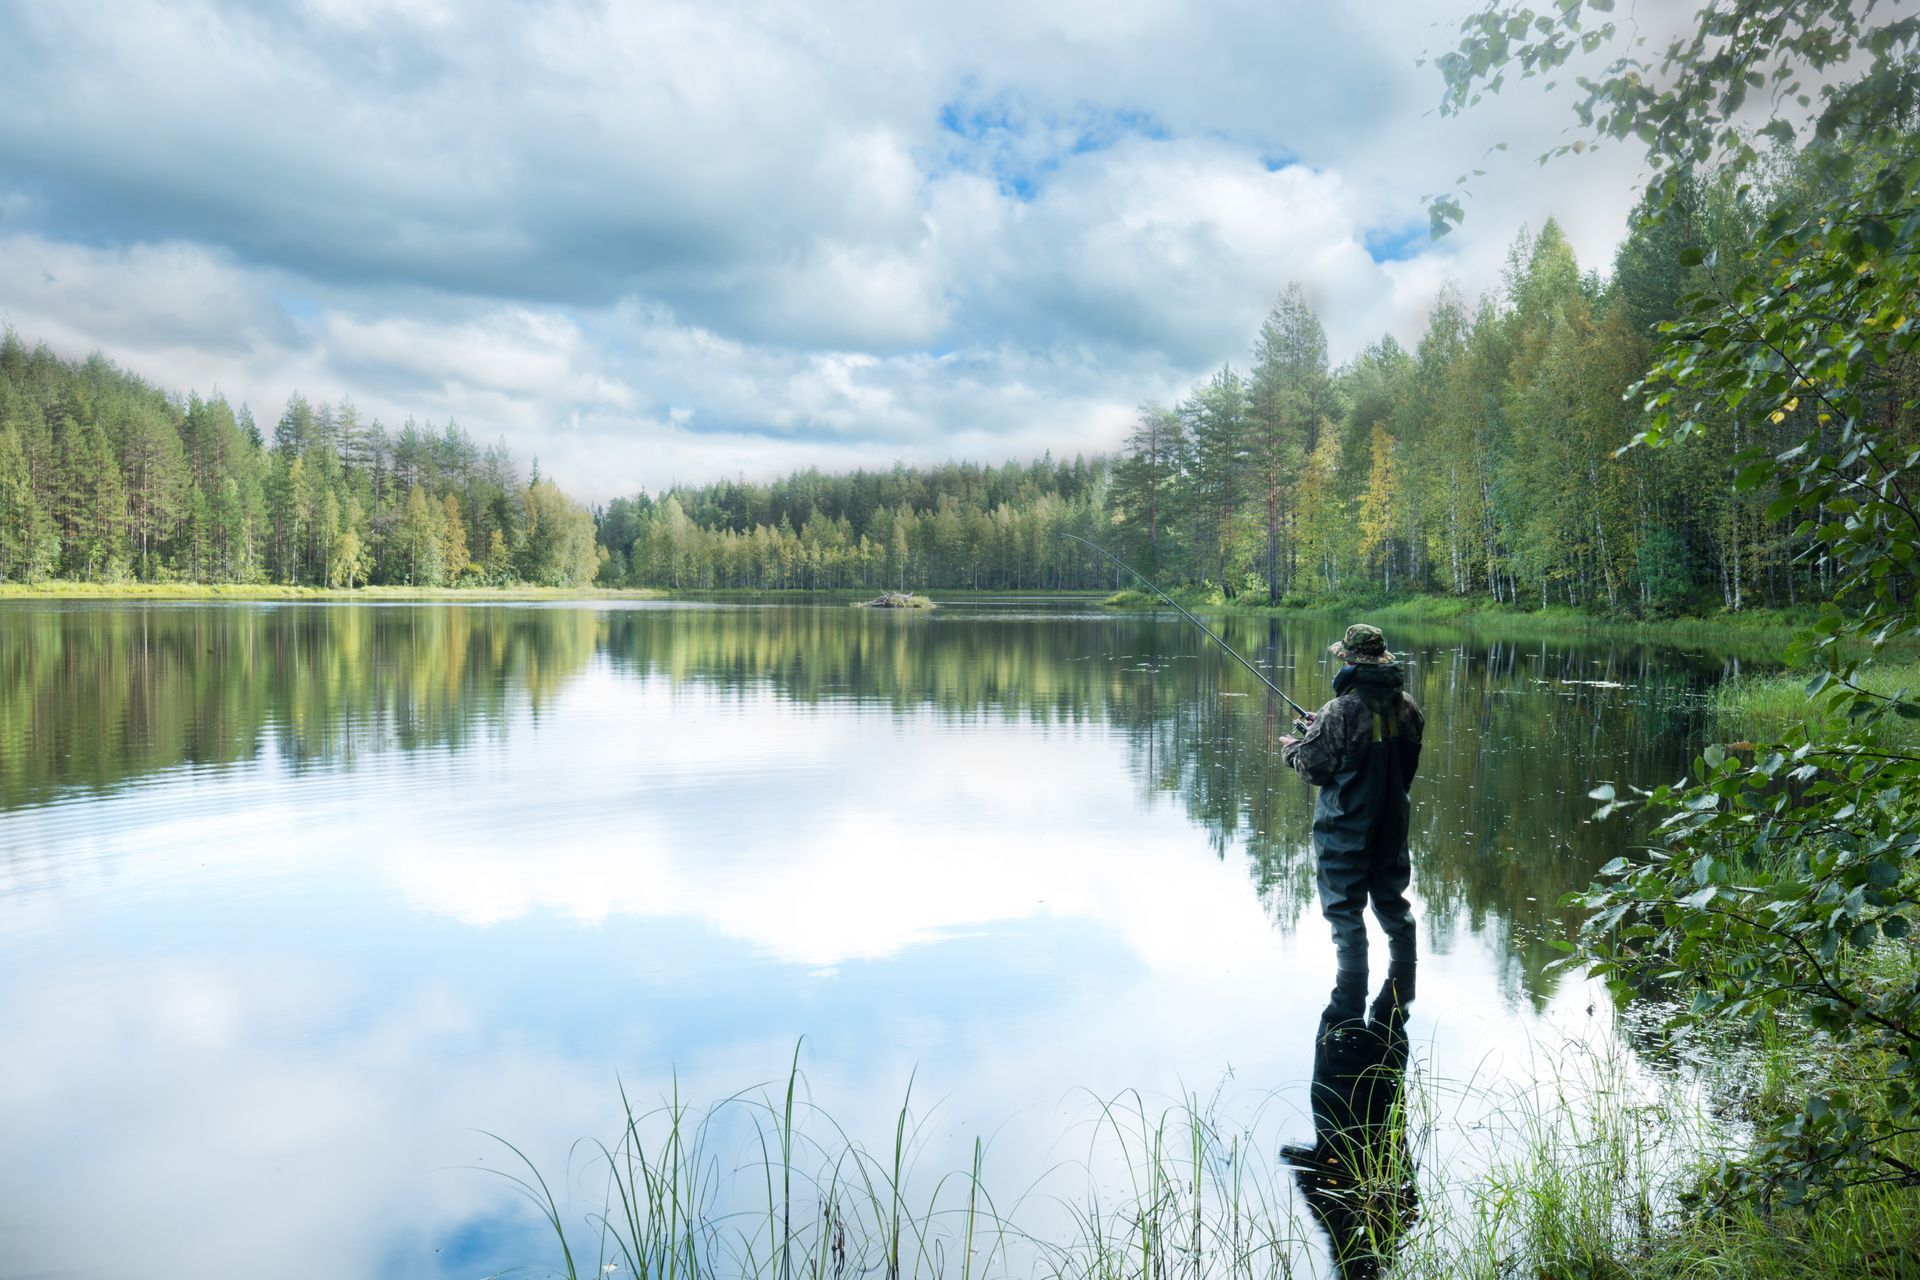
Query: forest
597 164 1866 613
0 334 599 590
0 137 1894 617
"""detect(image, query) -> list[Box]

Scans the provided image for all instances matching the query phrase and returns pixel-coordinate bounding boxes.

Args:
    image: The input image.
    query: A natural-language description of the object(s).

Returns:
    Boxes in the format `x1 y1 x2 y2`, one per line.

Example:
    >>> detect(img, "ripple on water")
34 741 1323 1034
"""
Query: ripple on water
0 601 1743 1280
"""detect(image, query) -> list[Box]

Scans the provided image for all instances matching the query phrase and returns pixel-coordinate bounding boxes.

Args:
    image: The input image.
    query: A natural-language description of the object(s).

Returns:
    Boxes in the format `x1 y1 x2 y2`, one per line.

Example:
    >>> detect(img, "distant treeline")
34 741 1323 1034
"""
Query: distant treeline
601 167 1883 613
594 456 1111 591
1100 160 1902 612
1098 191 1835 613
1 150 1890 610
0 334 597 588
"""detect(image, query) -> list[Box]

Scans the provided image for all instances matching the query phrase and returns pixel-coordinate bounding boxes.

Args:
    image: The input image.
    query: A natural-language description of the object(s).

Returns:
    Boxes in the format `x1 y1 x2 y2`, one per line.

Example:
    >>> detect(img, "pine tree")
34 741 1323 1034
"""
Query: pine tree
117 402 187 579
1109 404 1186 576
0 426 55 581
1183 366 1251 593
53 403 127 580
274 393 314 455
1248 284 1328 601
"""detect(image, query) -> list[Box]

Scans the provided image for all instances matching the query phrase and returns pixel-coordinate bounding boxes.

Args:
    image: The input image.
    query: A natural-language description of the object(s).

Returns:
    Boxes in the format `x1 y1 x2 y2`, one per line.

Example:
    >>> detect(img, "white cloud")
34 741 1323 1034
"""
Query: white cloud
0 234 295 359
0 0 1659 498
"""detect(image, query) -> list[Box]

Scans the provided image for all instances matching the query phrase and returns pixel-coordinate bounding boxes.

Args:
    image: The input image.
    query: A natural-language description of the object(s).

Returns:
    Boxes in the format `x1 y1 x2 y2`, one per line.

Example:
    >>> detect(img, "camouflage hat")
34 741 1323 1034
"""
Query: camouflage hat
1329 622 1398 666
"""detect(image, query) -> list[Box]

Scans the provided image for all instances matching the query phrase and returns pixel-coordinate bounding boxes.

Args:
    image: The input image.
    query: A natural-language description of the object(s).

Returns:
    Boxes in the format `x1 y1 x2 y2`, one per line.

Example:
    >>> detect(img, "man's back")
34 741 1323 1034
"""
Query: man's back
1279 623 1424 972
1286 667 1423 854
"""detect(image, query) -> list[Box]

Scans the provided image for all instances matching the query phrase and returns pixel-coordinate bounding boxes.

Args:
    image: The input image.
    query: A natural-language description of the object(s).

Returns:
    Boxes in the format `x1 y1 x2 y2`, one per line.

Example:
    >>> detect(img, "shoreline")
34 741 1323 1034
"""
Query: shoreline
0 579 1842 647
0 582 669 602
1101 588 1830 646
1228 598 1820 644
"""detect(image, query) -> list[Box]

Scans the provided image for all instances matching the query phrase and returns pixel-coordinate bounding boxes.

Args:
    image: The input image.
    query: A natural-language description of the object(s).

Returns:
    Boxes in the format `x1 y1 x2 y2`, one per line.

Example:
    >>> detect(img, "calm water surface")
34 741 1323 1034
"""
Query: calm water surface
0 600 1741 1278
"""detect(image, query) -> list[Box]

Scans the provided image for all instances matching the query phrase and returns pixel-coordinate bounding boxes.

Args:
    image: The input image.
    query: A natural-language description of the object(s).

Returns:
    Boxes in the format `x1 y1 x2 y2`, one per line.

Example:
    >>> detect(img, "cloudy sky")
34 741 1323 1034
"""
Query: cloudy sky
0 0 1651 501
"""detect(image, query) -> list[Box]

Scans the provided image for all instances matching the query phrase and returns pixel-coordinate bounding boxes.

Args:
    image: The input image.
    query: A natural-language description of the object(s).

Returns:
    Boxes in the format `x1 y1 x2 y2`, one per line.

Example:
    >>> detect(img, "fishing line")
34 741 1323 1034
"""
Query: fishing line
1060 532 1312 720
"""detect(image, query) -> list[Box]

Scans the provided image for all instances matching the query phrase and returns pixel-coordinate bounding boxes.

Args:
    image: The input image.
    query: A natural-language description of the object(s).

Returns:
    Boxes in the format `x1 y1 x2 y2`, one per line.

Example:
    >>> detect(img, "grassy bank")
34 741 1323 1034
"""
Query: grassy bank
2 579 1829 648
1101 586 1828 647
1709 660 1920 745
0 581 665 602
501 1016 1920 1280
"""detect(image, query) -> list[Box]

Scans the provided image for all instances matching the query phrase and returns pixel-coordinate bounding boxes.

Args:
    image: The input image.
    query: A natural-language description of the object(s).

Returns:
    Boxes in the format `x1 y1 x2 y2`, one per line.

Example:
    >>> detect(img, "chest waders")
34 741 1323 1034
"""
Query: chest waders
1313 690 1418 971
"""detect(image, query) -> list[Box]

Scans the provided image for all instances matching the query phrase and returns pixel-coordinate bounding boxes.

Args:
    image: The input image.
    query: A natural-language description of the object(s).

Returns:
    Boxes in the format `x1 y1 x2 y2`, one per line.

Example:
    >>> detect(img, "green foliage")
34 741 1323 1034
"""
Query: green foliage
1088 198 1838 614
1632 526 1696 614
1431 0 1920 236
0 422 55 582
1712 663 1920 746
1247 283 1329 603
1441 0 1920 1207
1109 404 1186 577
503 1038 1920 1280
521 478 600 587
587 219 1843 611
0 329 605 589
0 212 1855 612
597 457 1112 591
1581 727 1920 1201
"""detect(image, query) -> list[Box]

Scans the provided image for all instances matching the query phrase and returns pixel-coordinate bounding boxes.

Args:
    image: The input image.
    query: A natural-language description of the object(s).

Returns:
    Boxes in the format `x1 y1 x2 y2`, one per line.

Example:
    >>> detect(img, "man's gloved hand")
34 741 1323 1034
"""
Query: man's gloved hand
1281 711 1314 752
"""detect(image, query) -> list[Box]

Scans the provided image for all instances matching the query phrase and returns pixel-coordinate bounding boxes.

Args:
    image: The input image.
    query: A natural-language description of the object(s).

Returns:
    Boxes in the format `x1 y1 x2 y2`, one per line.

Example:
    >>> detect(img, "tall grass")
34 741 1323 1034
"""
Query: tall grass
1395 1030 1723 1280
1098 587 1838 652
490 1025 1768 1280
1708 661 1920 746
487 1048 1019 1280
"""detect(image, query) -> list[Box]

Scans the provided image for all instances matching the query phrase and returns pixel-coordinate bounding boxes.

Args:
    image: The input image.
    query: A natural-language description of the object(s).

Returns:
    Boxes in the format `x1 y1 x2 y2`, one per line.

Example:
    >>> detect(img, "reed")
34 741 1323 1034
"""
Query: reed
1708 661 1920 745
492 1026 1839 1280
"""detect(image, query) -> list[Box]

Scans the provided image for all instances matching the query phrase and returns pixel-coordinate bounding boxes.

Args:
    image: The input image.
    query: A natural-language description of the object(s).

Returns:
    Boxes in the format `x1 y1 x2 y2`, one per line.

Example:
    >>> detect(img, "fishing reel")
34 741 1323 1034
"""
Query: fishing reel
1291 711 1316 737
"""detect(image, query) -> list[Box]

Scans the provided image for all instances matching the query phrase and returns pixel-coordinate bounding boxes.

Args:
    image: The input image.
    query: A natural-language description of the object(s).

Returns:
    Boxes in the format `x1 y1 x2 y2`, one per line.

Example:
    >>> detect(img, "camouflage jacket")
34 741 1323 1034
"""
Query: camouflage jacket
1283 681 1424 788
1283 670 1424 854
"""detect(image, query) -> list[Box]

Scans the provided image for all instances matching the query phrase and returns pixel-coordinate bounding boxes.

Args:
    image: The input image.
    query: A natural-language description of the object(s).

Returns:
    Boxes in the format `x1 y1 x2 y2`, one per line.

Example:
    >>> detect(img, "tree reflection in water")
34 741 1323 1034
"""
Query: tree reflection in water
1 600 1735 1003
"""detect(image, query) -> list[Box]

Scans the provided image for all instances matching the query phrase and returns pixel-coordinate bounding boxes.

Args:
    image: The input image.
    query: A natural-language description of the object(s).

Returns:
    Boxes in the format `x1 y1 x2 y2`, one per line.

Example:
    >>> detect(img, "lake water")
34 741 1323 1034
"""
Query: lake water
0 600 1743 1278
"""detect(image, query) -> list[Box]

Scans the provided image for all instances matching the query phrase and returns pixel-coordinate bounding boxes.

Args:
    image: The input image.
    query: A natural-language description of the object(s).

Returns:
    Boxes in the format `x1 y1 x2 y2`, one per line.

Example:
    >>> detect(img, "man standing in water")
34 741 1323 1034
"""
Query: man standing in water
1280 624 1423 974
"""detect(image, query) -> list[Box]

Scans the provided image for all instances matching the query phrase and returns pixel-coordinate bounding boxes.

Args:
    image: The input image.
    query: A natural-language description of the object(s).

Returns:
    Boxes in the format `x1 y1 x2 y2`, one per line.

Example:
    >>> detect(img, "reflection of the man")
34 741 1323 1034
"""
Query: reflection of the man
1283 963 1418 1280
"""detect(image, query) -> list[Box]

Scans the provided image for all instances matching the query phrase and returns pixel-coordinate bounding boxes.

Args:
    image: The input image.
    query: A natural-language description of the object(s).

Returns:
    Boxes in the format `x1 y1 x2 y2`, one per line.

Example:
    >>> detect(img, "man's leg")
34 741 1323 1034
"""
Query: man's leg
1317 846 1370 972
1368 844 1417 964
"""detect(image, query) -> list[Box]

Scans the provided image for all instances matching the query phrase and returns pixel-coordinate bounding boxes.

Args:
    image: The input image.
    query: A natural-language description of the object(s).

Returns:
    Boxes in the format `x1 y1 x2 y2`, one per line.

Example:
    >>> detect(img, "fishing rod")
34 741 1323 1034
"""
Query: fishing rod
1061 532 1313 720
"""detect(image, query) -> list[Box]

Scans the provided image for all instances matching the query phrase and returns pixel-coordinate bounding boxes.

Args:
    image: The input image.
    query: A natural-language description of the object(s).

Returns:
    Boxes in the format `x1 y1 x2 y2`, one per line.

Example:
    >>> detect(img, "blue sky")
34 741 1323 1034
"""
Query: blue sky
0 0 1651 499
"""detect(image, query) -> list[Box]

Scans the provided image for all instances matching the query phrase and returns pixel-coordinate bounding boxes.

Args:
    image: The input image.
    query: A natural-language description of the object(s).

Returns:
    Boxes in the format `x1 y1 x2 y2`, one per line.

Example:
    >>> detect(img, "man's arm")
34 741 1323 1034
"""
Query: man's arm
1282 698 1348 787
